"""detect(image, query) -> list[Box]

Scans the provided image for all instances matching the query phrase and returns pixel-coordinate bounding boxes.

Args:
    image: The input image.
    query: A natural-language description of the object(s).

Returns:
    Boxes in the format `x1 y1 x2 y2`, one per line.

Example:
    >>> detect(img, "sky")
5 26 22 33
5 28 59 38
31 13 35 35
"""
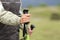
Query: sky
22 0 60 8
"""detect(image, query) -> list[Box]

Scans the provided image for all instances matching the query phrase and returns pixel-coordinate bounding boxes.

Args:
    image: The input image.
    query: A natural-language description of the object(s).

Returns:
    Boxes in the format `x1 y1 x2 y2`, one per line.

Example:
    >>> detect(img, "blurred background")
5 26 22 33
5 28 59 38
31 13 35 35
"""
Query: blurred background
20 0 60 40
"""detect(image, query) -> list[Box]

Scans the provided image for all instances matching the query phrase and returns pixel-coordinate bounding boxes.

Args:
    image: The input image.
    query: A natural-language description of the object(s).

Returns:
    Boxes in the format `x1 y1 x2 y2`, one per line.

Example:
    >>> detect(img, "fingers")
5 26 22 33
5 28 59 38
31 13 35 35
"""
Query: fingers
20 14 30 24
28 28 33 36
23 14 30 17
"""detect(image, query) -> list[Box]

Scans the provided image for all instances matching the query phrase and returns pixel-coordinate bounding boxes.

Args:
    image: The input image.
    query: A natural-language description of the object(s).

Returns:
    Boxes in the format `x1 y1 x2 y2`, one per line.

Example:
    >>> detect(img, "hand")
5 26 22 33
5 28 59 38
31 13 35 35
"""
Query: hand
20 14 30 24
28 27 33 36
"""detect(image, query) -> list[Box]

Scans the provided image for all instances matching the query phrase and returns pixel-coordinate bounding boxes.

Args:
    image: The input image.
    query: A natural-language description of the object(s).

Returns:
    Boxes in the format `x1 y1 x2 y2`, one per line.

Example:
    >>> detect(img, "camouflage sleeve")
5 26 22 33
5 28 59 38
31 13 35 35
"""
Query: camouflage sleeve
0 1 20 26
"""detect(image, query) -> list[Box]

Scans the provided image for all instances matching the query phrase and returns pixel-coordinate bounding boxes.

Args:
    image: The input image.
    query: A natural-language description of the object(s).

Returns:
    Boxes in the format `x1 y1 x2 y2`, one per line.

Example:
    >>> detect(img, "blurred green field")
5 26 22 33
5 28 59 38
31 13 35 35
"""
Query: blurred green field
20 6 60 40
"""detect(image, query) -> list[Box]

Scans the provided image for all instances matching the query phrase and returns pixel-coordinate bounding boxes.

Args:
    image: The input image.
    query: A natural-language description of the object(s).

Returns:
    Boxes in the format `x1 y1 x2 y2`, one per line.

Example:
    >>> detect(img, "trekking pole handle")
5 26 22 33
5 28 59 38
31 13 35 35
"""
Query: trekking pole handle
23 9 29 24
23 9 35 30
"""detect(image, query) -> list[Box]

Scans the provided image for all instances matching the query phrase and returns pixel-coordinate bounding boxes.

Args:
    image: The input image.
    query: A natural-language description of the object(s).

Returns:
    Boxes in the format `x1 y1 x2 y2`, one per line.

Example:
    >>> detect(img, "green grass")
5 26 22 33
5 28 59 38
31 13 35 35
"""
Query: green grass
30 18 60 40
20 6 60 40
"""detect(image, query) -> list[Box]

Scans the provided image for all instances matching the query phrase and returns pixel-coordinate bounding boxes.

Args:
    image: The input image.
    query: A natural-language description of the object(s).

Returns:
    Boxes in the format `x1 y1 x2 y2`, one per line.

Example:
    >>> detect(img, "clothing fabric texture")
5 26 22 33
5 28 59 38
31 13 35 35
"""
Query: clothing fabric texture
0 0 21 40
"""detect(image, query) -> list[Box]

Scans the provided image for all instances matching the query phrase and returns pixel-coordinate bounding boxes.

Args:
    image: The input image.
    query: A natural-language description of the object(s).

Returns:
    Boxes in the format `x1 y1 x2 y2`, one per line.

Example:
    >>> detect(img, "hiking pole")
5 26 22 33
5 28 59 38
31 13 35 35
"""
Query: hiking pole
23 9 35 40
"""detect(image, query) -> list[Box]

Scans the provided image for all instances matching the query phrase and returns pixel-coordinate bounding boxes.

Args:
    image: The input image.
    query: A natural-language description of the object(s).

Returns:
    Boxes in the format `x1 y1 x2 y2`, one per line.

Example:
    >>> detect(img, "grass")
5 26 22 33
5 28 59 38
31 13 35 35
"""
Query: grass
20 6 60 40
30 18 60 40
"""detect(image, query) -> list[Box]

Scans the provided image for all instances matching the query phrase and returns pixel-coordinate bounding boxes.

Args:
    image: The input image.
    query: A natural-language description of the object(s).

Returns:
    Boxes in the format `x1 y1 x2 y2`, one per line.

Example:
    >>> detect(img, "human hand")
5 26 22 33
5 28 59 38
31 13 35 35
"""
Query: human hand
20 14 30 24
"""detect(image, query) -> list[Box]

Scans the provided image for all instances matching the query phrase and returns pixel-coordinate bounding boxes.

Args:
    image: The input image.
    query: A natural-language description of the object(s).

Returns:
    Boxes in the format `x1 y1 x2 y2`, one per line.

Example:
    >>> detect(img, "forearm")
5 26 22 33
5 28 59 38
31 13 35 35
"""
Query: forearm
0 1 20 26
0 11 20 26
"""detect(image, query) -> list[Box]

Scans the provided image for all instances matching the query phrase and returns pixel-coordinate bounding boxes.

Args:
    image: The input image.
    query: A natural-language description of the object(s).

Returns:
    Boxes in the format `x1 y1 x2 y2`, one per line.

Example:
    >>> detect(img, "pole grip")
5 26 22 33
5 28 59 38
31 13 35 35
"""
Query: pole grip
23 9 29 24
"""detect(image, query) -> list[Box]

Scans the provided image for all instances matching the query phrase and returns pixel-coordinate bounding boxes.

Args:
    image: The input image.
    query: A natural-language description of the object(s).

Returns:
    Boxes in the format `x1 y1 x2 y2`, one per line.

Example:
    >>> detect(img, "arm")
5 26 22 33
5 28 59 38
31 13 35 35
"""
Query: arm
0 1 20 26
